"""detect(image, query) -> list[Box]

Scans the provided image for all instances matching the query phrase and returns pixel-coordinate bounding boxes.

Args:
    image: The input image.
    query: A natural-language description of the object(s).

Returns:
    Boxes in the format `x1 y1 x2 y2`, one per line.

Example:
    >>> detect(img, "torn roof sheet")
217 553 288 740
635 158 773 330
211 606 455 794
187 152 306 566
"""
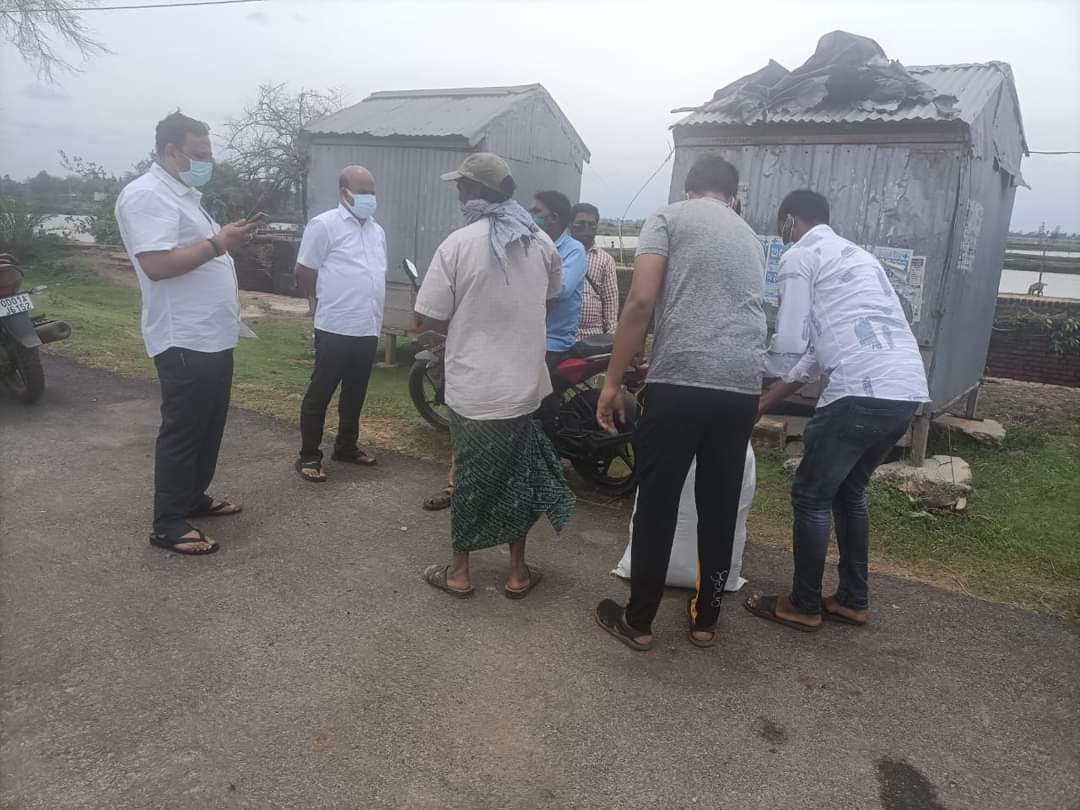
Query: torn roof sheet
676 62 1021 131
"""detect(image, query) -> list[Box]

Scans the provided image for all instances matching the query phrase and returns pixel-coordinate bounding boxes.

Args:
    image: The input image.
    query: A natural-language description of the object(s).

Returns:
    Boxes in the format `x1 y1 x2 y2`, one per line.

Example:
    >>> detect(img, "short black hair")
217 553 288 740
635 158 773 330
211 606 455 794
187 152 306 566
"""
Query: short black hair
778 189 830 226
684 155 738 197
534 190 573 228
459 176 514 204
571 202 600 222
155 110 209 156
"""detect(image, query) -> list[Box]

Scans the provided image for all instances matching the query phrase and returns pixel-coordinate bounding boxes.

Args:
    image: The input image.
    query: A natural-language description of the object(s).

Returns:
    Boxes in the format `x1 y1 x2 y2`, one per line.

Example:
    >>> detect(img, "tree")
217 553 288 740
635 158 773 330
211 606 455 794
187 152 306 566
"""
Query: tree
223 82 344 222
0 0 109 83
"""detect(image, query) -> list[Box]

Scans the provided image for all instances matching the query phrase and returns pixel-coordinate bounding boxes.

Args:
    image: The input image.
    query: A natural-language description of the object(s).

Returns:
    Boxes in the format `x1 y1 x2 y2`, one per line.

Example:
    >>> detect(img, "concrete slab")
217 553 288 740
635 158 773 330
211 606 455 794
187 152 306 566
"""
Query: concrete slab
935 415 1007 446
1 358 1077 810
874 456 973 509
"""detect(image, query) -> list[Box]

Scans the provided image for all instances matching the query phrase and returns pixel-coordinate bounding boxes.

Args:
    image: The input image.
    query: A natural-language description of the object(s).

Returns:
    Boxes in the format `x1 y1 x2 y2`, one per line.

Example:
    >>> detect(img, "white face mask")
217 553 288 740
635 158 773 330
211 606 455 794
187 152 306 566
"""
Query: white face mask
344 192 376 220
781 215 795 244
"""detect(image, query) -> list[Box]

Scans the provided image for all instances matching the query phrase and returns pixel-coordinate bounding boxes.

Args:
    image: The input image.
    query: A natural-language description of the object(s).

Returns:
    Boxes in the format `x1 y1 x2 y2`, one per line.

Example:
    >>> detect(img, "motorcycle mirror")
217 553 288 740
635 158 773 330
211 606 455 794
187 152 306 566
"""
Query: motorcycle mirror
402 258 419 287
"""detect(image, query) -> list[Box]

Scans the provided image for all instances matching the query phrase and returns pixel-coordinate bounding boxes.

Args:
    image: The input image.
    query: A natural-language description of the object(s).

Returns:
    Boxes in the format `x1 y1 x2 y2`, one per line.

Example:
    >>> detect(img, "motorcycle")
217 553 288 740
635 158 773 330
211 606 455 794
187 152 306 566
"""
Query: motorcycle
0 254 72 403
401 258 645 495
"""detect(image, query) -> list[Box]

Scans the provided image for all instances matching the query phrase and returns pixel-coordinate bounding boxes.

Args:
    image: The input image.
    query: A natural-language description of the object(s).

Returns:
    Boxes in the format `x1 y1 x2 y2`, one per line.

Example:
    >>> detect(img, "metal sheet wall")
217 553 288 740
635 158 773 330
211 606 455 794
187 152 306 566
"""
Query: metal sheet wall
669 135 1018 410
307 94 584 281
669 141 963 347
927 107 1018 408
308 141 470 281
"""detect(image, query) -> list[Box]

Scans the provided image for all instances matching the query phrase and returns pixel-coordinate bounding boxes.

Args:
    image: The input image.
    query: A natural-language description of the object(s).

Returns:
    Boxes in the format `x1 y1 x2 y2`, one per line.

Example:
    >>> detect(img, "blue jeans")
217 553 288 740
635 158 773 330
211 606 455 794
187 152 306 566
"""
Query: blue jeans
790 396 919 614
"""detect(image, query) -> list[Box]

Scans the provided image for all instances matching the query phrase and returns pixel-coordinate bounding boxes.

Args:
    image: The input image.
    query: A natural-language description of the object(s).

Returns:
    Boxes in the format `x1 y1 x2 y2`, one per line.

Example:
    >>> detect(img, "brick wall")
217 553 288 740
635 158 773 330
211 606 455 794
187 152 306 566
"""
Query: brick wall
984 296 1080 388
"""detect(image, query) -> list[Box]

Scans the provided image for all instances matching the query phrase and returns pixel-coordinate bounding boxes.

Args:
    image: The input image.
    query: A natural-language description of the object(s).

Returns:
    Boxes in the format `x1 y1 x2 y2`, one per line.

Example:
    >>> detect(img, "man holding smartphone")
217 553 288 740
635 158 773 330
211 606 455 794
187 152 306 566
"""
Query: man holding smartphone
115 111 259 555
293 166 387 482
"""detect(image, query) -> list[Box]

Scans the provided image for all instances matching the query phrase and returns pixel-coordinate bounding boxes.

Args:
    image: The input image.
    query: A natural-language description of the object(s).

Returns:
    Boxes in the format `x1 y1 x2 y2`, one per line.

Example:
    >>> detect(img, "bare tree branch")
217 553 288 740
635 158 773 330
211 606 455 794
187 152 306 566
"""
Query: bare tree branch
223 81 344 220
0 0 110 83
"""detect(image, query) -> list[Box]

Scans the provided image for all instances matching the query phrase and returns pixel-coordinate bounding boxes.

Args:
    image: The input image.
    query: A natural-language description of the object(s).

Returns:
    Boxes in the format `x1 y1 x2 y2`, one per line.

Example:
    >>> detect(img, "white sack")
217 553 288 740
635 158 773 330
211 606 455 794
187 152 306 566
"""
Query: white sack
613 443 756 592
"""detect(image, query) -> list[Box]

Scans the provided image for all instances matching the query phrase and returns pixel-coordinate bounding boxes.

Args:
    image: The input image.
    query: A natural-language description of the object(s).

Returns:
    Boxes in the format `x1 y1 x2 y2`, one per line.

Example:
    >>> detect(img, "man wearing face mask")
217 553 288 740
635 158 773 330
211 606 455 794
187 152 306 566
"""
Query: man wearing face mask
745 190 928 632
570 203 620 340
293 166 387 483
115 111 260 555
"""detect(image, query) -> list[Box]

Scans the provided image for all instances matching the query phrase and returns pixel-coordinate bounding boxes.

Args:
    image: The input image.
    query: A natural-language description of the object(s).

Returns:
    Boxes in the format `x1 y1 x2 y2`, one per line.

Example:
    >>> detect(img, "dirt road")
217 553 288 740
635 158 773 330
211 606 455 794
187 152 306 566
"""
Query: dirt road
1 358 1077 809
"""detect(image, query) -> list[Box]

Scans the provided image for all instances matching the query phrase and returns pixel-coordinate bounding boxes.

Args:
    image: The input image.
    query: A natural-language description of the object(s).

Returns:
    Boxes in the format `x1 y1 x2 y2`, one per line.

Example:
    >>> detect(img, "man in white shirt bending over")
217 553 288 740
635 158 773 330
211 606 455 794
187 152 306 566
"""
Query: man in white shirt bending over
746 189 929 632
115 111 259 556
294 166 387 483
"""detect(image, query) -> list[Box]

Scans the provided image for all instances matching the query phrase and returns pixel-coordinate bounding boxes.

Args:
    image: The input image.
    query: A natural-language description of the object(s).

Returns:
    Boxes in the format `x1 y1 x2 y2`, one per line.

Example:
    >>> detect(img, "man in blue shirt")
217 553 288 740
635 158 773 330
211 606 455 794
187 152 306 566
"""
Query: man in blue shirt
530 190 587 364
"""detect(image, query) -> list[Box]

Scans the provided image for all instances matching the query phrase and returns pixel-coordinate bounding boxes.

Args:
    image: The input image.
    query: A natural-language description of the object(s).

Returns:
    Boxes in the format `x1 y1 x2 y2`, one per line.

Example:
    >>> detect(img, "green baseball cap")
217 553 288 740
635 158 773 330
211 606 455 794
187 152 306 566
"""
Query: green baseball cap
440 152 513 193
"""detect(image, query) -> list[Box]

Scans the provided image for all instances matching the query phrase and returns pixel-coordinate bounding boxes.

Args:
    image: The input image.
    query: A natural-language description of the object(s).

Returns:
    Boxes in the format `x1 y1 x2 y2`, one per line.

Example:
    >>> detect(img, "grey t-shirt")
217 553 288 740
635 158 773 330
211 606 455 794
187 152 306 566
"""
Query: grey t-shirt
637 197 766 394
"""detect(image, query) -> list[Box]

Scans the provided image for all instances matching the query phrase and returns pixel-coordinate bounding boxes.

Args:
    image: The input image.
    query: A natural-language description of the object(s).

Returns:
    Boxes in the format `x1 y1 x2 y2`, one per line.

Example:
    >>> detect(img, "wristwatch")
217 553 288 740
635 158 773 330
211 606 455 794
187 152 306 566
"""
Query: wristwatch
207 236 225 256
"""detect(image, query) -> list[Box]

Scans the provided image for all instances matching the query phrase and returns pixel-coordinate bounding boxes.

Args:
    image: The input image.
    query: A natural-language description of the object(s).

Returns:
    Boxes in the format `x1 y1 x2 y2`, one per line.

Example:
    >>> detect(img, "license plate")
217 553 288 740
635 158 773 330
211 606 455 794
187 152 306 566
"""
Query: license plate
0 293 33 317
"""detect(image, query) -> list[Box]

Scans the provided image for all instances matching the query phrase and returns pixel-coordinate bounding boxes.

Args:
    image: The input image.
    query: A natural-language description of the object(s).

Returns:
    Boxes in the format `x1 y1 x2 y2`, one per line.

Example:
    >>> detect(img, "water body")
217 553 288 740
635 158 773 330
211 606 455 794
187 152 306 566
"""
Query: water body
595 236 1078 299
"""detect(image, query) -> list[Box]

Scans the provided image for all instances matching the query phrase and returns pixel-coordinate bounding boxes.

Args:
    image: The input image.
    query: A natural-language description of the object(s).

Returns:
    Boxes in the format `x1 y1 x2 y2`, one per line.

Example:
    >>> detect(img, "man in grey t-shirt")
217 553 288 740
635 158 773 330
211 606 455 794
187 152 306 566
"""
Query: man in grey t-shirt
595 155 766 651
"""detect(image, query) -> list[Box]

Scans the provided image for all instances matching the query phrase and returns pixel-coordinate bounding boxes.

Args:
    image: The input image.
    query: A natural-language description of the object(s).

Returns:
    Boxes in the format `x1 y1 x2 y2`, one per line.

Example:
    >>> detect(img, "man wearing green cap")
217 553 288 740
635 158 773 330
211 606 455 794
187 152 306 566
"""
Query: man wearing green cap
414 153 576 600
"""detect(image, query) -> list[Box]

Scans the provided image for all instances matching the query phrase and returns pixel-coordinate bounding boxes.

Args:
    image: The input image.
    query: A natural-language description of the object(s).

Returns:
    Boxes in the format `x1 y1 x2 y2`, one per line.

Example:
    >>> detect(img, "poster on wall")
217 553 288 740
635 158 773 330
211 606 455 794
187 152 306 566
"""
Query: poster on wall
757 236 926 324
957 200 984 275
869 246 927 325
757 235 785 306
908 256 927 323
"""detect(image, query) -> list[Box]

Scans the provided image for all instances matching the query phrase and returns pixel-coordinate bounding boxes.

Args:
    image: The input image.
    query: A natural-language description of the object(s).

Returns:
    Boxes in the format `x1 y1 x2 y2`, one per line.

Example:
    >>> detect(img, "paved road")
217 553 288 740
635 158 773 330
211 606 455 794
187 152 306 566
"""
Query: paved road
2 358 1077 810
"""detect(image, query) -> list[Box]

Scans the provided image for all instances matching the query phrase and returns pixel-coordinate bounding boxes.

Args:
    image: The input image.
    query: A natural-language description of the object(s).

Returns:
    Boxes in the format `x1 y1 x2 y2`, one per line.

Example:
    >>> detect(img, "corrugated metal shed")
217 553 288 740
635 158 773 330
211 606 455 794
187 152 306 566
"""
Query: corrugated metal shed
668 45 1028 463
303 83 588 288
306 84 589 160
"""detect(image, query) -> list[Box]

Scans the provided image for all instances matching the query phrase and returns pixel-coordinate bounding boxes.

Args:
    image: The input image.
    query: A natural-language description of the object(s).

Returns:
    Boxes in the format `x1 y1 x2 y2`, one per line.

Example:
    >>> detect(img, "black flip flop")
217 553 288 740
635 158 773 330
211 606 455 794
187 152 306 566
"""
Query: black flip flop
686 597 717 648
743 594 822 633
188 497 242 518
595 599 654 651
295 459 327 483
504 567 542 600
149 528 219 556
423 564 474 599
331 449 377 466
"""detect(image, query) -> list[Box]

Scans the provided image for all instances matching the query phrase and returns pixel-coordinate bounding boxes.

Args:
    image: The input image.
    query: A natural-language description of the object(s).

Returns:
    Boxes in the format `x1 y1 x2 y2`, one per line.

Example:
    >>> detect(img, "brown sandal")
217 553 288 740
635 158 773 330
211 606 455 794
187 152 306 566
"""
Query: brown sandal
188 497 242 518
823 597 868 626
423 564 473 599
423 484 454 511
504 567 542 600
743 594 821 633
295 459 327 483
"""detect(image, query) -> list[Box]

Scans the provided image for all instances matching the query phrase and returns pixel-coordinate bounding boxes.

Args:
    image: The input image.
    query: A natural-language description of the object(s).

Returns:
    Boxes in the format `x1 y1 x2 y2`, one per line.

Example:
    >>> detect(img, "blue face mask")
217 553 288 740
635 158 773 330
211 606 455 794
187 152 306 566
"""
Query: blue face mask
532 214 546 228
178 153 213 188
345 192 377 220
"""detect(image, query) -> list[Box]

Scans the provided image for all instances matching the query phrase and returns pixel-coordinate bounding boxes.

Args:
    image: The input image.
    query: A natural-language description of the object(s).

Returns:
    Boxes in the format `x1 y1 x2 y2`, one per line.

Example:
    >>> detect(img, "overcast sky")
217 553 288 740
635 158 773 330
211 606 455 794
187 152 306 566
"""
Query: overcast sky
2 0 1078 231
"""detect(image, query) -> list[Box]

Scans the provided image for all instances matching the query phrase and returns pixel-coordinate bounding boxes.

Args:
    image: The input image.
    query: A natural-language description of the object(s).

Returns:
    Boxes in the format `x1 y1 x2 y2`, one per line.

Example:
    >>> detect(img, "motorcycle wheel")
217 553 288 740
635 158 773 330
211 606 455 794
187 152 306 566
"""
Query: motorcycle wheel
3 344 45 404
408 359 449 432
564 389 638 496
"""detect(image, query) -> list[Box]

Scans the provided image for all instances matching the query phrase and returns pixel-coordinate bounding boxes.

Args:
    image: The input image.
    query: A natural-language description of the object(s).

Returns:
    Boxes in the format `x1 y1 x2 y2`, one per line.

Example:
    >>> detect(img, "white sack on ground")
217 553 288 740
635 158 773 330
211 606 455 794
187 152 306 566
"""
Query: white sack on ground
613 444 756 592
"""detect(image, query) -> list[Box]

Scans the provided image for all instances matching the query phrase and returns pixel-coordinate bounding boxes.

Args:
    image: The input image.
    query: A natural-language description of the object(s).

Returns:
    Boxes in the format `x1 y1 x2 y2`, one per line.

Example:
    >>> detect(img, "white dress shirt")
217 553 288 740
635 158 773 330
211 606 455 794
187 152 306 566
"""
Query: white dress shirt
115 162 254 358
297 205 387 338
764 224 929 407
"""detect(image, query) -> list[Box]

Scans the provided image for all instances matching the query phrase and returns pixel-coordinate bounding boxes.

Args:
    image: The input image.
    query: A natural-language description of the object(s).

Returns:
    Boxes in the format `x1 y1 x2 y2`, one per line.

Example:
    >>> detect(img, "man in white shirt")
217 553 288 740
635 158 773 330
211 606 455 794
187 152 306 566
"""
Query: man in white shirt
746 190 929 632
115 111 259 555
293 166 387 482
414 152 574 599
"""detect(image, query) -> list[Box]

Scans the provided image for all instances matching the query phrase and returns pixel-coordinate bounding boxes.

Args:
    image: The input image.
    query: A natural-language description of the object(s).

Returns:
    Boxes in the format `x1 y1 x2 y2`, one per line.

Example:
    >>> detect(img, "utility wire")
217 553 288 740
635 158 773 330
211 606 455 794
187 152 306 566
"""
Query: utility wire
1029 150 1080 155
11 0 266 12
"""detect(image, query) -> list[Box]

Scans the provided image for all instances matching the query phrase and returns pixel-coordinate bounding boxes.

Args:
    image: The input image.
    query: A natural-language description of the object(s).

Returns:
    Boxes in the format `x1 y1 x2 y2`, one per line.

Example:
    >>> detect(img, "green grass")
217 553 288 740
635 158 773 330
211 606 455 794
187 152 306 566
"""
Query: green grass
23 256 450 460
19 253 1080 618
749 413 1080 619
